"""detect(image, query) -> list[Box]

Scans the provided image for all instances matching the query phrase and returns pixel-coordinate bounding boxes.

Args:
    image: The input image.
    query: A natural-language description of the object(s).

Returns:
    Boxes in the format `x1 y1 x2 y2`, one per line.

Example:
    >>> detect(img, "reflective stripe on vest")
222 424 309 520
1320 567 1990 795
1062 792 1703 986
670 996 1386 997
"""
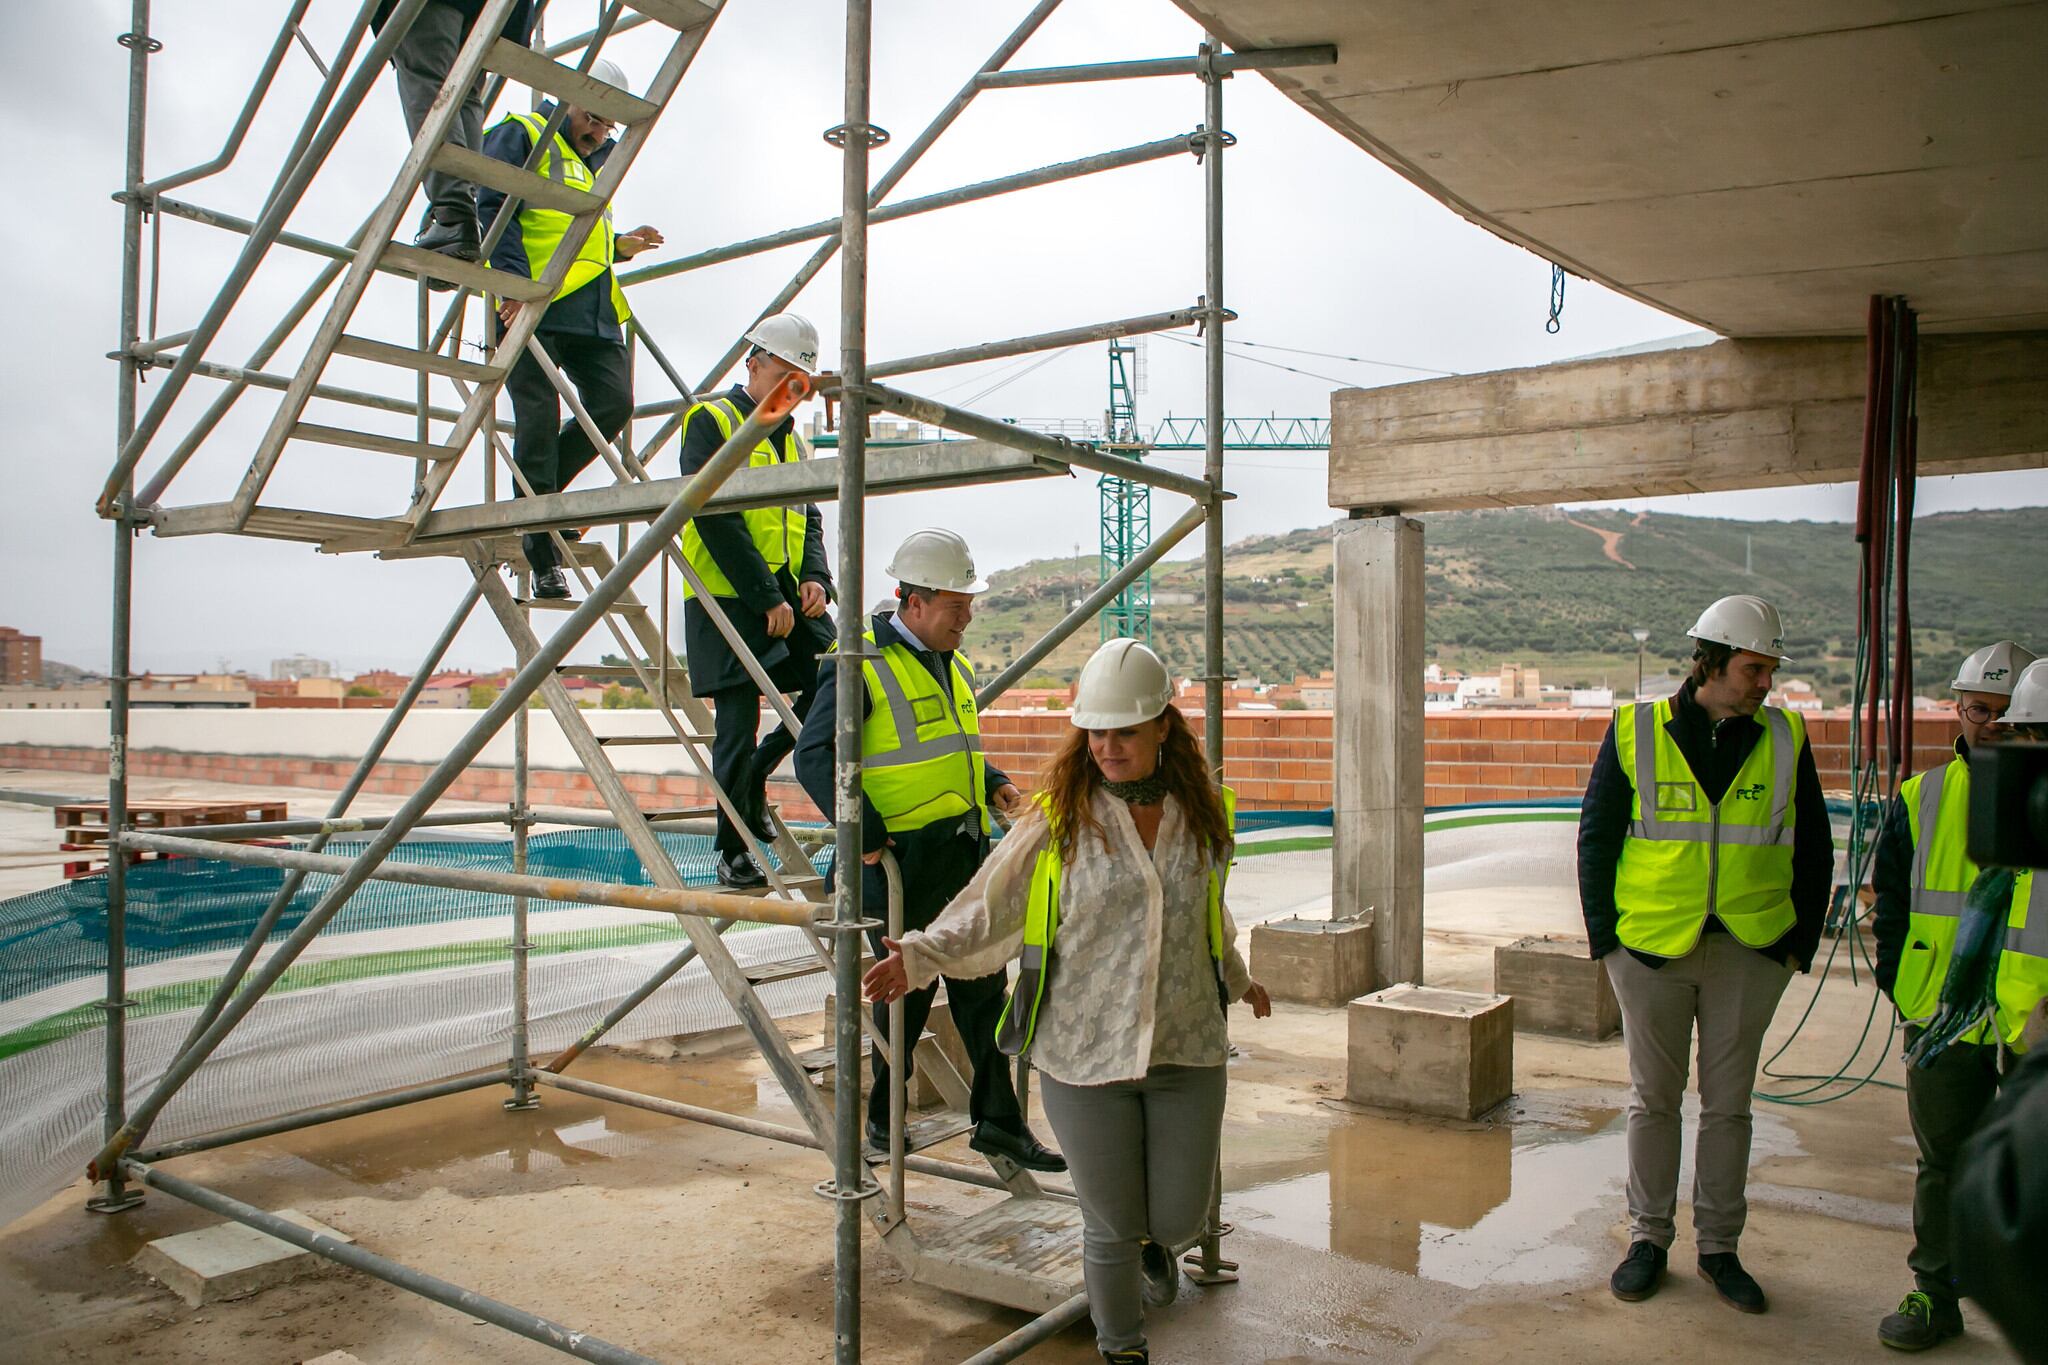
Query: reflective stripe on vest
676 398 808 600
1893 757 1980 1029
856 630 986 835
1996 871 2046 1051
1611 699 1803 957
996 787 1235 1058
484 111 628 323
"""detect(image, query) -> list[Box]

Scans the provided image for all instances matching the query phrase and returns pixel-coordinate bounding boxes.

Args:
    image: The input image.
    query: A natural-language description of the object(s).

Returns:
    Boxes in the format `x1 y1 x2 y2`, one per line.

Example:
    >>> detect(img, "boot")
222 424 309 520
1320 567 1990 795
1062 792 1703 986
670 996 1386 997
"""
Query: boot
1609 1240 1667 1301
1696 1251 1768 1314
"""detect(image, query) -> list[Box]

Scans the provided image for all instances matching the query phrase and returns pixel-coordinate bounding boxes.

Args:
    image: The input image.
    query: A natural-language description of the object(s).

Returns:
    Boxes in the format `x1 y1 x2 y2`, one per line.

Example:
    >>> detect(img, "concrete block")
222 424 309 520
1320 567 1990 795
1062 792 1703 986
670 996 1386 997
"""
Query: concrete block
1493 934 1621 1040
131 1208 351 1307
1346 984 1513 1120
1251 916 1377 1006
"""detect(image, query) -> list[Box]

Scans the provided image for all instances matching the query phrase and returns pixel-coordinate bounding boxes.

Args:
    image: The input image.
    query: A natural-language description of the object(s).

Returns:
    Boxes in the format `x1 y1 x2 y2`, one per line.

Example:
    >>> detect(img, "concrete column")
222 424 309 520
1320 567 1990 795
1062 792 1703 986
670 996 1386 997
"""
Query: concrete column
1333 515 1425 988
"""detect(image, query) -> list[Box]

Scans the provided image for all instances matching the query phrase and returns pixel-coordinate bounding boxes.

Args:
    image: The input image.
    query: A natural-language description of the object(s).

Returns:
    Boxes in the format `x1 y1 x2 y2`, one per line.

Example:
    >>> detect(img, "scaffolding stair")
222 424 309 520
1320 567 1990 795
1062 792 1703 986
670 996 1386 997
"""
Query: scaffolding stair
212 0 724 533
891 1198 1089 1314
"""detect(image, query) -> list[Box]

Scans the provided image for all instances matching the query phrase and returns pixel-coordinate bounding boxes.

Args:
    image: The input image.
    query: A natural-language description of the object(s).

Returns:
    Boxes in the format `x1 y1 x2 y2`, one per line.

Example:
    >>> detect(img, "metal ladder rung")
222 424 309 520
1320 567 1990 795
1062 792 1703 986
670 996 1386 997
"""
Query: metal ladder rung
483 39 659 127
639 805 720 822
333 333 505 383
628 0 718 33
595 733 712 746
868 1109 976 1161
797 1031 934 1074
433 142 602 218
381 241 552 301
742 952 830 986
291 422 461 461
560 663 675 679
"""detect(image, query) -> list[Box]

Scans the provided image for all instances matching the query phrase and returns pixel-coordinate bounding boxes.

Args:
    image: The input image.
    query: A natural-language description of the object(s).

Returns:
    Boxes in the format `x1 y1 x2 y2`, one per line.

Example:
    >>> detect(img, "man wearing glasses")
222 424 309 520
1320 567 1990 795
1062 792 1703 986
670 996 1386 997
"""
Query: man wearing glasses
1873 639 2038 1351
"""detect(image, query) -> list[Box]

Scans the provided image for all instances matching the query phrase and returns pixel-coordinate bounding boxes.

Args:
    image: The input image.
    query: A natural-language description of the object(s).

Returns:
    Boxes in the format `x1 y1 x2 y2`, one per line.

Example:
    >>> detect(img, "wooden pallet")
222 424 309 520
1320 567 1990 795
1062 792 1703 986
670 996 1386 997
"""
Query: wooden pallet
54 798 291 848
56 799 292 878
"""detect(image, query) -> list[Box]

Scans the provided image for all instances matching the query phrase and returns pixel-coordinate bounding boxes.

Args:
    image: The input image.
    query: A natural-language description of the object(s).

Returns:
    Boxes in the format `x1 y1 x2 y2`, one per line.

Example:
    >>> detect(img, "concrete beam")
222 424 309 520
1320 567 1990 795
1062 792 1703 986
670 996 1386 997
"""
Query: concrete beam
1328 332 2048 513
1332 516 1424 989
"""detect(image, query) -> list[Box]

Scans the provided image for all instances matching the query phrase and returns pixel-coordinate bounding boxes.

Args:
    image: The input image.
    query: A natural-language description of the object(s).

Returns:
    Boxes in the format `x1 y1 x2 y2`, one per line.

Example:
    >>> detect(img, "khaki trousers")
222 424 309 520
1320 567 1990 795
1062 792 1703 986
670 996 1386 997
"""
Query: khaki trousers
1605 933 1794 1255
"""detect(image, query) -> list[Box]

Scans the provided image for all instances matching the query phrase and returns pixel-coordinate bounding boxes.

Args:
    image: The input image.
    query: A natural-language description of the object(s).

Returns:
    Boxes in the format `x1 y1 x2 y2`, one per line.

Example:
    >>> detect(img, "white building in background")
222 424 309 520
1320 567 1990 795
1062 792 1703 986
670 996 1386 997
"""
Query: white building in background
1570 686 1615 709
1453 674 1501 707
271 654 336 681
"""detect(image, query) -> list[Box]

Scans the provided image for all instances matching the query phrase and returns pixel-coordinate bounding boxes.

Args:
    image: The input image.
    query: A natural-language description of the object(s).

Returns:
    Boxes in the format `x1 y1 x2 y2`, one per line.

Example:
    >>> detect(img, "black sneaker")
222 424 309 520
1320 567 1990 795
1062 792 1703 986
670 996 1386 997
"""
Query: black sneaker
969 1122 1067 1173
1139 1240 1179 1308
715 850 766 889
1879 1290 1963 1350
1697 1252 1768 1314
1609 1240 1667 1301
531 567 570 600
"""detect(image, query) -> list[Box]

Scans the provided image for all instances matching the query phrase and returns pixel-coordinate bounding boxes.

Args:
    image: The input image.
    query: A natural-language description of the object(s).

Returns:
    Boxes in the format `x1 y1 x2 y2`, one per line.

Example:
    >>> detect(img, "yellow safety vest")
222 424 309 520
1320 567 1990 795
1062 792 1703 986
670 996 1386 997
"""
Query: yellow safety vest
1897 754 2047 1050
1612 699 1804 957
675 398 808 600
855 625 987 836
996 787 1235 1057
484 110 629 323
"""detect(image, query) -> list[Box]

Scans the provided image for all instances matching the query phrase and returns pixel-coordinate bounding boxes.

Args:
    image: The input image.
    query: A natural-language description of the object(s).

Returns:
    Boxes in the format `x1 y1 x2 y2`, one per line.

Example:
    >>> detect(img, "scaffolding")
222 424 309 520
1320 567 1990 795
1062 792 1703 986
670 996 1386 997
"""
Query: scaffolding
87 2 1335 1361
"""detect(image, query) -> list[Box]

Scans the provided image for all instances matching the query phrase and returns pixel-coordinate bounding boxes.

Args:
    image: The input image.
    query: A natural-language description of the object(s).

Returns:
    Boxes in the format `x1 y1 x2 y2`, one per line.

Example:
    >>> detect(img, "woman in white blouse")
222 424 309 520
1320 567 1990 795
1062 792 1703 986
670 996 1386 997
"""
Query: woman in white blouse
865 638 1271 1364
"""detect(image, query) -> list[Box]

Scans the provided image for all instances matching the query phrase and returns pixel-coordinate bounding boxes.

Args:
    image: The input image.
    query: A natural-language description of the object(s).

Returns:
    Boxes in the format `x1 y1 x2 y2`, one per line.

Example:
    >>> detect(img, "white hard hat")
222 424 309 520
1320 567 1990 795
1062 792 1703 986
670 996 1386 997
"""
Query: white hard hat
1689 594 1792 663
887 528 986 594
744 312 821 375
1952 640 2037 697
1071 638 1174 730
2004 660 2048 725
587 57 631 95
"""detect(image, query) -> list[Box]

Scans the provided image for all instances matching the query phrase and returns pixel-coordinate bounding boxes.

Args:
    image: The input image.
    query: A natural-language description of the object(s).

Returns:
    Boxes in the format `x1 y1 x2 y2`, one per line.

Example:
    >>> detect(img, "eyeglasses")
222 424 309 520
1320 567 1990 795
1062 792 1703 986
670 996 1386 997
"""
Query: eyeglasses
1959 702 2007 725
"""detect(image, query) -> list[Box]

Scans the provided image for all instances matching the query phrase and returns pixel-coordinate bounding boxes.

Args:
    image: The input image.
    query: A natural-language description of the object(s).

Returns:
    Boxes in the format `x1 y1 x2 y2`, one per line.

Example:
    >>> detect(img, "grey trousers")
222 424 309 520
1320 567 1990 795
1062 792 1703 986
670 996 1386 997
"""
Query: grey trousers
1037 1064 1227 1355
391 0 485 227
1902 1026 2003 1301
1604 934 1794 1255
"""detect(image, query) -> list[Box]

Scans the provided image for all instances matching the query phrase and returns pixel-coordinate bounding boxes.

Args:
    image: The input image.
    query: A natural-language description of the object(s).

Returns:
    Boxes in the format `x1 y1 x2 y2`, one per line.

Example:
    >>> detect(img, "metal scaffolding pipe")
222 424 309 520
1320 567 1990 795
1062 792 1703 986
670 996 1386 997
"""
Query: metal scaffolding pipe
98 0 434 514
619 134 1193 287
833 3 876 1356
112 831 828 927
956 1294 1091 1365
976 501 1208 708
136 352 464 423
539 918 737 1073
124 1161 659 1364
530 1072 1035 1195
89 385 806 1182
147 808 506 842
132 1072 510 1163
134 0 315 196
681 0 1064 408
857 379 1217 503
973 44 1335 88
868 307 1197 380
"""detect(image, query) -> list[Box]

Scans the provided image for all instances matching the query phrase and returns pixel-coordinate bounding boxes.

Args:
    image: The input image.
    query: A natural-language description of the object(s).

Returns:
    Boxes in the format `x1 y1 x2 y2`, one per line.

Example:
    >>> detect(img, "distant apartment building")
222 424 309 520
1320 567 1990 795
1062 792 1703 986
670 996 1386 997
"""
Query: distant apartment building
0 627 42 685
271 654 336 681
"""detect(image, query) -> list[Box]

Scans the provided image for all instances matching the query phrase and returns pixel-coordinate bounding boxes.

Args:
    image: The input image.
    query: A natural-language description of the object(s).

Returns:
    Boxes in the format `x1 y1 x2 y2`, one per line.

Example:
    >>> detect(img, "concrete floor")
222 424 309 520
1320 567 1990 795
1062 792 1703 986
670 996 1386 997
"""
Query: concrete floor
0 774 2022 1363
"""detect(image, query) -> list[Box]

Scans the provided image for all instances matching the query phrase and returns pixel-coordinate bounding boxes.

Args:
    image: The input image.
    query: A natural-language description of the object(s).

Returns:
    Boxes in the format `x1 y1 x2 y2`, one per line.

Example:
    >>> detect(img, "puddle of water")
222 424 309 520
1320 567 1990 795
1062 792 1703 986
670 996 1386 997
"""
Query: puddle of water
1228 1092 1815 1290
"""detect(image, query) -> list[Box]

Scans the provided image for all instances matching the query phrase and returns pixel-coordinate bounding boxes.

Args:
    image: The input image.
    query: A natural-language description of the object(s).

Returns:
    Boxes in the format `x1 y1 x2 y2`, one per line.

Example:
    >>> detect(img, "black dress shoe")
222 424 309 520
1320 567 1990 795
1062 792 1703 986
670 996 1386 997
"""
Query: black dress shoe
1609 1240 1667 1301
531 567 570 600
413 212 479 290
970 1123 1067 1173
715 850 766 889
863 1120 889 1157
1697 1252 1768 1314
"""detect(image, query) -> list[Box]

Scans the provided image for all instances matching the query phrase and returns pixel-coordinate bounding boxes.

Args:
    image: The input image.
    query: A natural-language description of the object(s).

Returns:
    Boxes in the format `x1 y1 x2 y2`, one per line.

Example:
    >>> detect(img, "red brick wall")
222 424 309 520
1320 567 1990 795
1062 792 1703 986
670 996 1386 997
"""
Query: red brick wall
0 708 1963 814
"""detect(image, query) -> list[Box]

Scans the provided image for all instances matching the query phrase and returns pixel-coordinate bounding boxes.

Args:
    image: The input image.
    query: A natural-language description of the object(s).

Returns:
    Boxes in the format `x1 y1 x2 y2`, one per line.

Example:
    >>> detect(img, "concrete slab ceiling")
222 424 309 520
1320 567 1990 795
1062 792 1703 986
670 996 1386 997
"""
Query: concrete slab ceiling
1173 1 2048 335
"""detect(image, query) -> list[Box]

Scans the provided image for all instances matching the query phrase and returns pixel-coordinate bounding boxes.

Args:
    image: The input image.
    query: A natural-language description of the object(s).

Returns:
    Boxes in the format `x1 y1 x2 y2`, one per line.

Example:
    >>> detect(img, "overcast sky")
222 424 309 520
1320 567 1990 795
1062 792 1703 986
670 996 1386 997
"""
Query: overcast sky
8 0 2043 675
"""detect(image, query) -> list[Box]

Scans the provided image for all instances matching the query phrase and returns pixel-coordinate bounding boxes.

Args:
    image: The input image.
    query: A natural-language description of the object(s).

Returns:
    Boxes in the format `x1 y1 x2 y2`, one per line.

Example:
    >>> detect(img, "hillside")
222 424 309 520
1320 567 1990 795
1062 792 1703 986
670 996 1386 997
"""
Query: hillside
966 507 2046 701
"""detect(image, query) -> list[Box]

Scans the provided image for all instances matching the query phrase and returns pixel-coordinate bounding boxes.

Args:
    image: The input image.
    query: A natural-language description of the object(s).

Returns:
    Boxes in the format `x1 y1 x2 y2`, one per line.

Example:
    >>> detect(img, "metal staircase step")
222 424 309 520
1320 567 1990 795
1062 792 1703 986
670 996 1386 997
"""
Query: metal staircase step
899 1197 1087 1313
628 0 718 32
434 142 602 217
741 951 829 986
560 663 678 680
482 38 659 127
333 333 505 382
381 241 552 301
866 1108 975 1160
639 805 720 822
290 421 461 461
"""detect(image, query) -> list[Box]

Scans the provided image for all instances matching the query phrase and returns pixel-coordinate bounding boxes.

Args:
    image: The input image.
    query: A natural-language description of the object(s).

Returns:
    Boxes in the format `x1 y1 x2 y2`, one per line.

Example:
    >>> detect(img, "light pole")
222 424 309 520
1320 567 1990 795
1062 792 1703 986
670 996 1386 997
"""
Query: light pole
1631 628 1650 699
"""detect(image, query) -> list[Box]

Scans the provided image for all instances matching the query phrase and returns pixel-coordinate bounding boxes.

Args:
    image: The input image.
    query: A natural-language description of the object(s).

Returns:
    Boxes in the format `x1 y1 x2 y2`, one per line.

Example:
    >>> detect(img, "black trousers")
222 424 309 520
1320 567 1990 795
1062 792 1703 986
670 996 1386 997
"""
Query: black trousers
1903 1025 2005 1300
501 328 632 576
709 679 820 855
858 830 1023 1134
